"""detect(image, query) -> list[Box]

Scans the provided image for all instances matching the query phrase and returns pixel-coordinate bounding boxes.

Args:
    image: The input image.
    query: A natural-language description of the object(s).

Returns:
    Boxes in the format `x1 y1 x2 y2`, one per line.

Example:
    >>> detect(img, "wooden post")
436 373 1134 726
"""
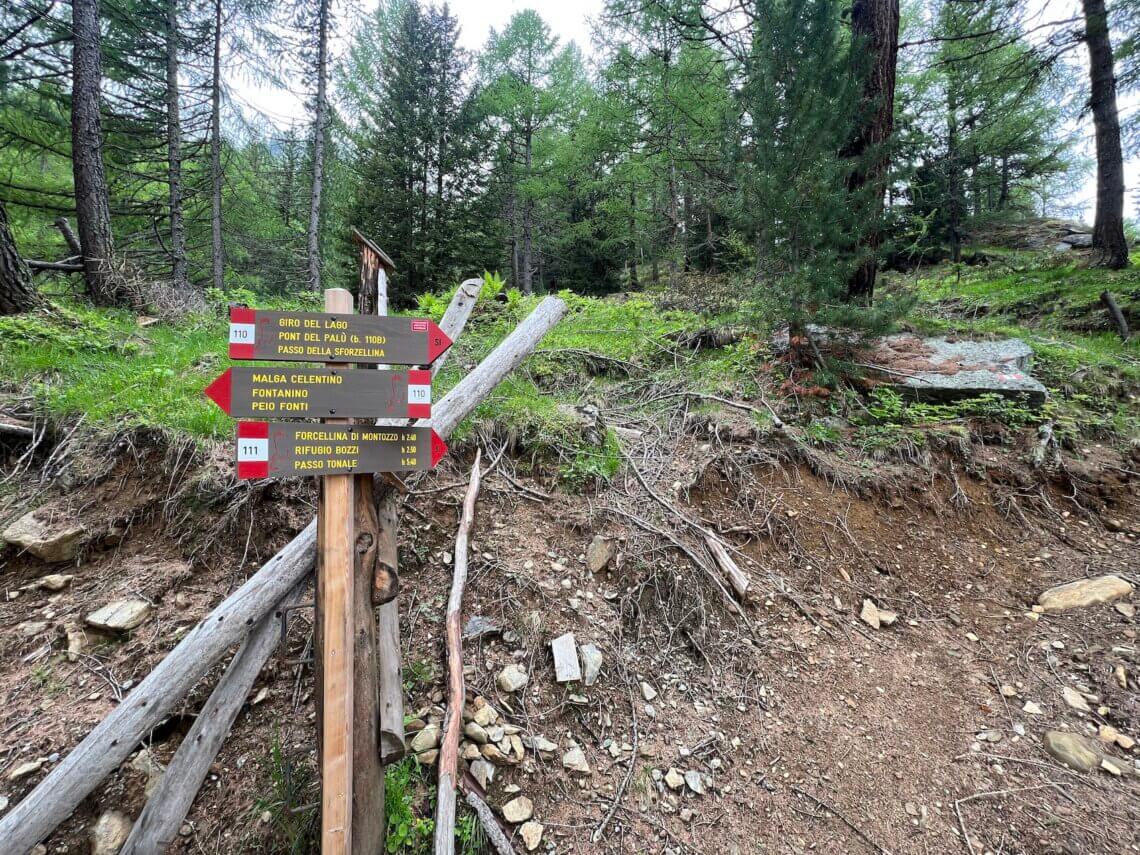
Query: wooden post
319 287 355 855
351 237 392 854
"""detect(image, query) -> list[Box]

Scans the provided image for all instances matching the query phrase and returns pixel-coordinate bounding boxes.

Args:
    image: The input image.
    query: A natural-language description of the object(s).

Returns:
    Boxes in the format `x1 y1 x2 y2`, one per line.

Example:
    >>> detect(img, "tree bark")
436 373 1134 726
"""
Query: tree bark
434 451 482 855
166 0 188 292
520 128 534 295
1081 0 1129 269
0 201 38 314
210 0 224 291
307 0 331 291
53 217 82 257
843 0 901 303
71 0 122 306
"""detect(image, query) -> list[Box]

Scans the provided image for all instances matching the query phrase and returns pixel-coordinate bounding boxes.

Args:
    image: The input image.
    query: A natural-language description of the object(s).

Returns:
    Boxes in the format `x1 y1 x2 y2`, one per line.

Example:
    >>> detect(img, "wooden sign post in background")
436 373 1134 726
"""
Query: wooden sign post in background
318 287 355 855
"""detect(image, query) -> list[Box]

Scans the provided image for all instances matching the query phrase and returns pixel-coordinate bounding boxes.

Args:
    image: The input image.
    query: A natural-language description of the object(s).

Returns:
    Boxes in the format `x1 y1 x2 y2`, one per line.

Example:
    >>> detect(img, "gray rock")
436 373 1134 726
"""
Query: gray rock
470 759 495 789
580 643 603 686
684 770 705 795
66 626 87 662
415 749 439 767
2 510 87 563
562 746 591 776
664 768 684 791
1066 232 1093 247
86 600 152 632
586 535 616 572
91 810 132 855
528 735 558 755
37 573 73 592
410 724 441 754
502 796 533 823
17 620 48 638
463 615 500 640
130 749 165 798
640 681 657 702
550 632 581 683
519 821 544 851
497 664 529 693
1043 731 1100 772
8 759 43 780
464 722 489 745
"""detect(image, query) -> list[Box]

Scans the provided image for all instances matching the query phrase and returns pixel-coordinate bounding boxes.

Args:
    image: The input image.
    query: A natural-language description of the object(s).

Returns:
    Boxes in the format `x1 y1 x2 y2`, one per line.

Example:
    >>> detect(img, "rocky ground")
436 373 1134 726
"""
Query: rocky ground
1 408 1138 854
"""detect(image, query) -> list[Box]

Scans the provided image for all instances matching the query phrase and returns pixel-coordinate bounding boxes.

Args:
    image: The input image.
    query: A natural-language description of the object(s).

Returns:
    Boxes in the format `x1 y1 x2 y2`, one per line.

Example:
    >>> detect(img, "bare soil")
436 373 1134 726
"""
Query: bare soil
1 422 1138 855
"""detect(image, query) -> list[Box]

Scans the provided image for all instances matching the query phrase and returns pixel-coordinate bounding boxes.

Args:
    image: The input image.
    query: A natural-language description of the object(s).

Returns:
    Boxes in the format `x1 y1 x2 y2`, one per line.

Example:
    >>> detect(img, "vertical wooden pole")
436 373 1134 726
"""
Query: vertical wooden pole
351 248 386 854
319 287 355 855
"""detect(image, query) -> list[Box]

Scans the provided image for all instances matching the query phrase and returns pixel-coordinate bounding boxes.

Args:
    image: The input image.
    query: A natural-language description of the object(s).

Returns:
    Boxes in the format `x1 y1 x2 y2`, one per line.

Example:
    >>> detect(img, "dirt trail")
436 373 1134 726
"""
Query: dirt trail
0 426 1137 854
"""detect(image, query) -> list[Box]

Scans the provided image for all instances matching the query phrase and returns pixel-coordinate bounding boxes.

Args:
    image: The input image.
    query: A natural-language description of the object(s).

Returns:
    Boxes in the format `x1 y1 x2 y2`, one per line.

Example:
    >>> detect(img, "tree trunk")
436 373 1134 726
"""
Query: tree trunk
71 0 122 306
307 0 330 291
0 201 38 315
843 0 901 303
166 0 188 291
946 89 963 264
520 128 534 295
1081 0 1129 269
210 0 224 291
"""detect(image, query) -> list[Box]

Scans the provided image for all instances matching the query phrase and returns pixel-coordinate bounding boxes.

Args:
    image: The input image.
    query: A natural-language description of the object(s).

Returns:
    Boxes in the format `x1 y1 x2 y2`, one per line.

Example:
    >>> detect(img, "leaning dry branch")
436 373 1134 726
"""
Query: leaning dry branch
703 534 749 599
121 585 305 854
461 781 518 855
434 450 482 855
1100 290 1130 342
0 296 568 855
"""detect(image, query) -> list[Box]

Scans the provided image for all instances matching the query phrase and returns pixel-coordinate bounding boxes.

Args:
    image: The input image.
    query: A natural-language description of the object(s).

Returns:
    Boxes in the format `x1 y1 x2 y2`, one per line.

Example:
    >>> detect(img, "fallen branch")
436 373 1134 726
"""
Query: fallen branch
790 785 892 855
434 450 482 855
703 534 749 599
0 296 568 855
121 585 305 854
26 259 83 273
461 779 518 855
1100 290 1130 342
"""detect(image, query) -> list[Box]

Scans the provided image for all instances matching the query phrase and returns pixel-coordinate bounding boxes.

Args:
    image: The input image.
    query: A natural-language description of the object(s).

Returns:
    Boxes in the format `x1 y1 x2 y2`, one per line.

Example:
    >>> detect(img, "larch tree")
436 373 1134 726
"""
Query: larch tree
306 0 332 291
843 0 901 303
1080 0 1129 268
0 200 38 314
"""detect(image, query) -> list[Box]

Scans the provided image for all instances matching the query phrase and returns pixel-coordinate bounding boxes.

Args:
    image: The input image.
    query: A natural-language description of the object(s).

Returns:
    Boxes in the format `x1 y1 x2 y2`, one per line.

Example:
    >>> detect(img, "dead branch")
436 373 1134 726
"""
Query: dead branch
703 534 750 599
1100 290 1130 342
434 450 482 855
461 780 519 855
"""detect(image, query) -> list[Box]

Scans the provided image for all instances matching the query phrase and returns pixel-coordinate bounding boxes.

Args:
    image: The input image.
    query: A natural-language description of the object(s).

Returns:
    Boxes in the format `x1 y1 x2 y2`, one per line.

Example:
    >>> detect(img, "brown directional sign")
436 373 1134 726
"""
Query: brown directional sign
235 421 447 479
205 367 431 419
228 307 451 365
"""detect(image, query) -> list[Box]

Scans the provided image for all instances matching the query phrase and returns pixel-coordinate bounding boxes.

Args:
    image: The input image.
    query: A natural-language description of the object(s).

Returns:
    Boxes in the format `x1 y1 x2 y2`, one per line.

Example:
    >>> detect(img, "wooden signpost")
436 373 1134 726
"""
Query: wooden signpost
208 258 451 855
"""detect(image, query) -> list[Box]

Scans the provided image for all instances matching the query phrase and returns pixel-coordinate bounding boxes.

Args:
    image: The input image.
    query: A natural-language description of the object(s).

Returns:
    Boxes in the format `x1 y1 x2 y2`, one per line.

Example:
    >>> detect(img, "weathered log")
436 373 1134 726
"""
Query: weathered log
434 451 482 855
375 492 405 765
120 585 304 855
1101 290 1131 341
0 295 567 855
0 519 317 855
703 535 750 599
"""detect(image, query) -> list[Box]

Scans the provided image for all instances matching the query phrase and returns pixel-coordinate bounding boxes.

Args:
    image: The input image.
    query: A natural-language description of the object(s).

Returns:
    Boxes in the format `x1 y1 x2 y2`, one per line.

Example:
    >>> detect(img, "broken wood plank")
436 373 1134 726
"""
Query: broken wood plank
434 450 482 855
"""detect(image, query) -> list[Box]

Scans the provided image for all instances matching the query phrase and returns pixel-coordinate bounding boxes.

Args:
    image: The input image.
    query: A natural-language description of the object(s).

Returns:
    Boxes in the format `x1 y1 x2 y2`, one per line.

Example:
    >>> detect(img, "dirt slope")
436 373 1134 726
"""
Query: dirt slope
1 421 1138 855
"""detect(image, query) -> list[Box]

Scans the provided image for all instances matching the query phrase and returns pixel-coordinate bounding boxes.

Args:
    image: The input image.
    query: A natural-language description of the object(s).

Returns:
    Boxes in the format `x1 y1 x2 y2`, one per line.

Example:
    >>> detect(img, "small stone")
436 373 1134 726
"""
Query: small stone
0 795 7 812
529 735 557 755
1043 731 1100 772
464 722 489 745
471 759 495 789
461 742 482 761
1116 602 1136 618
680 807 695 823
463 615 500 640
1037 575 1133 613
1100 757 1124 776
8 759 43 780
550 632 581 683
585 535 616 572
1062 687 1091 713
410 724 441 754
860 599 881 629
179 824 192 837
473 705 497 727
562 746 591 776
684 770 705 794
17 620 48 638
497 664 528 693
91 810 132 855
37 573 73 592
664 768 685 791
86 600 152 632
510 734 525 760
487 725 505 743
130 748 165 798
1022 701 1043 715
999 684 1018 698
640 681 658 702
416 749 439 767
481 744 509 765
502 796 533 823
580 643 603 686
519 821 544 851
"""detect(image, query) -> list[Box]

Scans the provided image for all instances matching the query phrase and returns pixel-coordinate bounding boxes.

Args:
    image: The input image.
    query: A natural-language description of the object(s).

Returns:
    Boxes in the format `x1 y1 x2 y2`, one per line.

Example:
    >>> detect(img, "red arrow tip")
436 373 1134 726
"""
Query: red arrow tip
204 368 232 415
426 321 453 364
430 430 448 467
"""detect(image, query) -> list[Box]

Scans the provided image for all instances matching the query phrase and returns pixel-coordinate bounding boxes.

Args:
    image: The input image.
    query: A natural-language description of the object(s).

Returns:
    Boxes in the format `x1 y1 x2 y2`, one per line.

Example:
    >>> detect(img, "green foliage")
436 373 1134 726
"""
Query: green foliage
805 421 842 447
866 387 1040 429
384 758 434 854
253 732 318 855
402 657 436 694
